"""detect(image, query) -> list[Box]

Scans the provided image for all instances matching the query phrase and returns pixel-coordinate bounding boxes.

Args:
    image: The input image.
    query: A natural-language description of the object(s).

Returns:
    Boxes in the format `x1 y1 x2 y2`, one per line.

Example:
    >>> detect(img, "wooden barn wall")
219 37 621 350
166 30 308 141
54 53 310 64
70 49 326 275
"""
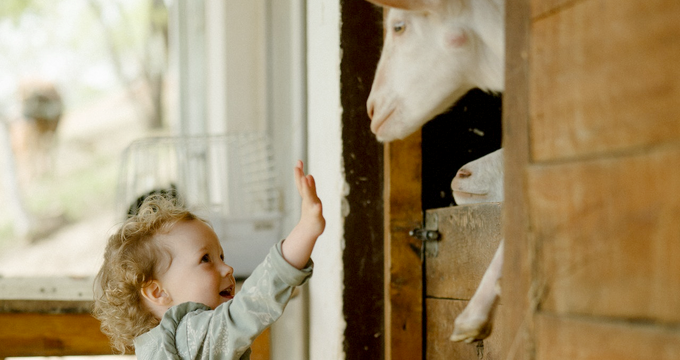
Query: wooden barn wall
500 0 680 359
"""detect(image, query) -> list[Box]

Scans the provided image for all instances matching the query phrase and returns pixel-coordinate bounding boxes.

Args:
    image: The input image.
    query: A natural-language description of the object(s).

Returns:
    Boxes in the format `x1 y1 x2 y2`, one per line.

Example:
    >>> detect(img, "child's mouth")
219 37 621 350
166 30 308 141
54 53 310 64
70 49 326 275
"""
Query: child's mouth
220 286 234 299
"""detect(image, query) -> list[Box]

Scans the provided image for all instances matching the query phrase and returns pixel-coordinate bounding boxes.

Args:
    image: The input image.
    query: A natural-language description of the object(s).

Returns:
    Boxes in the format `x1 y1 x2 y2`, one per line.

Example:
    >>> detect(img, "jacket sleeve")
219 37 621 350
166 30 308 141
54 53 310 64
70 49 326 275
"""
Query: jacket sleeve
201 239 314 358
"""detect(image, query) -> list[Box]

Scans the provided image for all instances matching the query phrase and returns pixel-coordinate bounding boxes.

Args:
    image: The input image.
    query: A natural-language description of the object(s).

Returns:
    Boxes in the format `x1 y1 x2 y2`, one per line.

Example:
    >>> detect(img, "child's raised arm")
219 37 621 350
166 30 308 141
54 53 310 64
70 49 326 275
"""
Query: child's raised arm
281 160 326 269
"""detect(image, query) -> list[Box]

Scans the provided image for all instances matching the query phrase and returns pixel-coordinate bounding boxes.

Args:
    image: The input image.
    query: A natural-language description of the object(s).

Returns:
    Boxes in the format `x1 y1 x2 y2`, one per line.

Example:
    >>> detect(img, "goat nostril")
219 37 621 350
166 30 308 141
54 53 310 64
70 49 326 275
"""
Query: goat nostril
458 169 472 178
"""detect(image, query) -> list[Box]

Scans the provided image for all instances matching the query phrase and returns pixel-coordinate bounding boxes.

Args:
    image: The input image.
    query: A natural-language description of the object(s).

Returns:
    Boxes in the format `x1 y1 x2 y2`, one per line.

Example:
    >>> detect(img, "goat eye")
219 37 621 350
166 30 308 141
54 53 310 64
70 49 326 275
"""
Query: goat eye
393 21 405 33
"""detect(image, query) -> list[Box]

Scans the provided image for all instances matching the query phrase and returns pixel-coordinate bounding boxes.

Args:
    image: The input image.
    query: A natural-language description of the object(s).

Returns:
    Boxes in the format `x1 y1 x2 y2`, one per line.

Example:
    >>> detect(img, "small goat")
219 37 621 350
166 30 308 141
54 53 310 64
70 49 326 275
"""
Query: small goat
449 148 504 343
451 148 503 205
366 0 504 142
9 79 63 182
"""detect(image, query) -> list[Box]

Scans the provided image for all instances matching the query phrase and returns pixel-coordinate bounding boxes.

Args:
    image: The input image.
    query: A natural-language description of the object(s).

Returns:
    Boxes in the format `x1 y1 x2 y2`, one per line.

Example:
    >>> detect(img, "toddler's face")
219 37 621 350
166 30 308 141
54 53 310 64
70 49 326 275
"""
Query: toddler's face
156 219 236 310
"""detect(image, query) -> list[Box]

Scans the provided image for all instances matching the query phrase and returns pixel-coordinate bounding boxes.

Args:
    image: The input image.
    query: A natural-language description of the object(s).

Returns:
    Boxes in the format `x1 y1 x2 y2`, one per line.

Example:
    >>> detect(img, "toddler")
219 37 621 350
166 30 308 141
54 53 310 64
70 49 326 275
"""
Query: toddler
93 161 325 359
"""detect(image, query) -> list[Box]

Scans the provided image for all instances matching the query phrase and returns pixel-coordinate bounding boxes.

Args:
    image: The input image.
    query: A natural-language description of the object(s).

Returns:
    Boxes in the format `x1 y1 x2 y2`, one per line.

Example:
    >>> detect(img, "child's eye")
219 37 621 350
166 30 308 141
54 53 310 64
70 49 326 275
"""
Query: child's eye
220 254 224 261
201 254 210 263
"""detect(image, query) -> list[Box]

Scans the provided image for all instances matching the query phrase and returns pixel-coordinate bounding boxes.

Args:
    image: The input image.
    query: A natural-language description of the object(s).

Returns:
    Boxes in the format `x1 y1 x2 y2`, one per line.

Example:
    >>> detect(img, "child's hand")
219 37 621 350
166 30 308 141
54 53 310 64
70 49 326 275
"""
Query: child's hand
281 160 325 269
294 160 325 238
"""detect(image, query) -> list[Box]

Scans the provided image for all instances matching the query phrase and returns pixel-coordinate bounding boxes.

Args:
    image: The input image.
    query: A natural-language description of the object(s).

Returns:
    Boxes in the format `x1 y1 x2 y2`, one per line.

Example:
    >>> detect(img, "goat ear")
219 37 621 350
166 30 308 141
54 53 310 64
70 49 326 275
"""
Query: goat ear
365 0 442 11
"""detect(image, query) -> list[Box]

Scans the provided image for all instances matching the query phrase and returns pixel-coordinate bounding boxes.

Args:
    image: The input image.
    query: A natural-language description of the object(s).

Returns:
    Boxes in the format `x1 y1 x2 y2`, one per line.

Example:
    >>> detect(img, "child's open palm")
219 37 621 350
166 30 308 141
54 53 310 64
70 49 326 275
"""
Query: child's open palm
294 160 325 237
281 161 325 269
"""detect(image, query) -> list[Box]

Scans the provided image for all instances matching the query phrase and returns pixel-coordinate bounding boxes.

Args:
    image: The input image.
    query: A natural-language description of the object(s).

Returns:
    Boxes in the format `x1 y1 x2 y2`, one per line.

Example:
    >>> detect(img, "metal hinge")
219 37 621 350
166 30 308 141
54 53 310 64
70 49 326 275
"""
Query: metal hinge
409 212 440 259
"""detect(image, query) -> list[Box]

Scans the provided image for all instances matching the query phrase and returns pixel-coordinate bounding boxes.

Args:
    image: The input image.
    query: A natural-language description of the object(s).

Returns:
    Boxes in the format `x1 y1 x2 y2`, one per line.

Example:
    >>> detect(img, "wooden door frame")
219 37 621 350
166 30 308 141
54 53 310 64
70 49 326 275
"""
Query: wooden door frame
497 0 533 359
384 134 424 360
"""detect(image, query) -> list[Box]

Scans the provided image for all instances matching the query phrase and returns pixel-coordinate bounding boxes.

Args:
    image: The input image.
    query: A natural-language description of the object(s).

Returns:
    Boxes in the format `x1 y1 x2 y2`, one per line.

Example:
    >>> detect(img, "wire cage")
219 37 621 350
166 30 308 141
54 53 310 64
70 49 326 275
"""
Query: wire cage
116 132 282 278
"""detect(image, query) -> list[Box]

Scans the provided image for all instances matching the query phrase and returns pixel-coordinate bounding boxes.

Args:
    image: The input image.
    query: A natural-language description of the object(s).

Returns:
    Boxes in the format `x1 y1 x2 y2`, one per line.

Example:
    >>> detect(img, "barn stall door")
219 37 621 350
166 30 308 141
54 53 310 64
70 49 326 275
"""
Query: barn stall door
419 88 504 360
380 45 505 360
383 89 503 359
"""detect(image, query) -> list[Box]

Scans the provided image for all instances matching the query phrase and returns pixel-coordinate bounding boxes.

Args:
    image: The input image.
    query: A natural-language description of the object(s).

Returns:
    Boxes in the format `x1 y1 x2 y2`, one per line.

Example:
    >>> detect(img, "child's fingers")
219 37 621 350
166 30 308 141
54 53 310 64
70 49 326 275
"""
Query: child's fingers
306 174 317 194
294 160 321 203
294 161 304 194
303 175 321 202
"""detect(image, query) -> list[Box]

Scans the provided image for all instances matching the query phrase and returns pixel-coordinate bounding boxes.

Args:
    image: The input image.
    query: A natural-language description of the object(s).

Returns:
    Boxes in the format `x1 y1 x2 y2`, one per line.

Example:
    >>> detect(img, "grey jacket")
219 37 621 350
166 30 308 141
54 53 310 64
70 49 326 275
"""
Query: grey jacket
134 240 313 360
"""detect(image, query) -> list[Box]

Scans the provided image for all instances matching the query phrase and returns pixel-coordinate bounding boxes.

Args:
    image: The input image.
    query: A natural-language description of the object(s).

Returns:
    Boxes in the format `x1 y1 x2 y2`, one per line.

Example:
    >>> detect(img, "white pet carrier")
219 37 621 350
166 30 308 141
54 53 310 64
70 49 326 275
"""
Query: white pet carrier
116 133 282 278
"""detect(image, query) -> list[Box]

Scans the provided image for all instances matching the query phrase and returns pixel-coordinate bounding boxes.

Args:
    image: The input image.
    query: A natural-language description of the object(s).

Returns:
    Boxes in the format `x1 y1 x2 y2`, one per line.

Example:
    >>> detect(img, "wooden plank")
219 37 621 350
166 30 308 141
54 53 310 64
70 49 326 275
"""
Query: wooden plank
425 204 502 299
251 328 271 360
498 0 534 359
0 276 94 301
0 301 271 360
384 131 423 360
0 313 112 357
536 313 680 360
340 0 386 357
527 145 680 322
530 0 680 162
426 298 507 360
0 299 92 314
531 0 576 19
426 299 483 360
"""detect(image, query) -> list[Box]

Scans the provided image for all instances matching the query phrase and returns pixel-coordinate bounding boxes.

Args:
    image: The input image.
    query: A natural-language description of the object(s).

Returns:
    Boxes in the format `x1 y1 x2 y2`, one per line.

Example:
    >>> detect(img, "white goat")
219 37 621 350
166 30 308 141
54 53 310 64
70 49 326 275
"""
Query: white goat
449 148 504 343
451 148 504 205
366 0 504 142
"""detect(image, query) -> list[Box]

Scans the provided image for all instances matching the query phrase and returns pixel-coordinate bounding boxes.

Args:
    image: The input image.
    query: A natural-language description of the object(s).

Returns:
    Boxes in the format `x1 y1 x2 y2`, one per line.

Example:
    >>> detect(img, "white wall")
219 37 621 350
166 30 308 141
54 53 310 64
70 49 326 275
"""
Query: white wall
266 1 309 359
205 0 267 134
306 1 347 359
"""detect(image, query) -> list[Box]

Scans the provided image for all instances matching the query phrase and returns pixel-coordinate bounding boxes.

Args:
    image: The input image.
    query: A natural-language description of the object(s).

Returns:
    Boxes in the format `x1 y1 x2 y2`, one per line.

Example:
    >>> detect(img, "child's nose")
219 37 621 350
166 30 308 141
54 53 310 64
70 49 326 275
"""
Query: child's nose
221 262 234 277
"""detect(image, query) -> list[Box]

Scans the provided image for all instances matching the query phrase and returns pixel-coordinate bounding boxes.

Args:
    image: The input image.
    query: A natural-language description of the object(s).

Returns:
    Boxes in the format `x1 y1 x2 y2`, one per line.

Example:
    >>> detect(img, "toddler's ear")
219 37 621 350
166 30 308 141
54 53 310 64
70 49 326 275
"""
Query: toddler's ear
141 280 172 306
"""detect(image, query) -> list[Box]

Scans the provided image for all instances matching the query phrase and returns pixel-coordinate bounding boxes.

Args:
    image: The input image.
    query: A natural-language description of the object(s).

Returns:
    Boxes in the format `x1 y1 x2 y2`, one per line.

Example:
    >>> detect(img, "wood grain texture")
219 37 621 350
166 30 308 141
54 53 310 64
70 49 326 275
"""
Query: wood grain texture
384 131 423 360
536 313 680 360
426 298 507 360
530 0 680 162
0 313 112 357
251 328 270 360
0 300 92 313
528 145 680 322
498 0 534 358
531 0 577 19
425 204 502 300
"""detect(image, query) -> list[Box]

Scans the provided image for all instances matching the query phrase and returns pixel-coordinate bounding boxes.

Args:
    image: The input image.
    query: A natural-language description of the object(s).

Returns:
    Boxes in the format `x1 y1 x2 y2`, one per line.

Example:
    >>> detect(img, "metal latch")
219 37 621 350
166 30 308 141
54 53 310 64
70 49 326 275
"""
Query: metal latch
409 213 440 259
409 228 440 241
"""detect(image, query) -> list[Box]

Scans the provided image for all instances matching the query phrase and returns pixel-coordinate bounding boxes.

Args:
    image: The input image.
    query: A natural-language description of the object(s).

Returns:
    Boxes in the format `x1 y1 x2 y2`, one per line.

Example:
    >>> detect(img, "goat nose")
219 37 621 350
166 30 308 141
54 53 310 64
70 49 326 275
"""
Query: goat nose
367 100 374 120
457 168 472 178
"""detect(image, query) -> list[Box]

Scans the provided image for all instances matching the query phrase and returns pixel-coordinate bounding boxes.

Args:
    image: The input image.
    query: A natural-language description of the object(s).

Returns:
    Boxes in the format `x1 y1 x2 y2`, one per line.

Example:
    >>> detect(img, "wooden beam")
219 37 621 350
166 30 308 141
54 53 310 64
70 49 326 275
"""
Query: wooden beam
530 0 680 162
536 313 680 360
499 0 534 359
0 313 112 357
527 145 680 322
251 328 271 360
530 0 574 19
340 1 386 358
384 132 423 360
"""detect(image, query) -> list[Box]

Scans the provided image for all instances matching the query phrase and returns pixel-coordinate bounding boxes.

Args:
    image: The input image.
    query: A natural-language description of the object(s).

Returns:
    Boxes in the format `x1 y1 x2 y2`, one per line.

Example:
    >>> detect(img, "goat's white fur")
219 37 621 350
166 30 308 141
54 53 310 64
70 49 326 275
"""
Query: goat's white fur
451 148 504 205
366 0 504 142
448 148 504 343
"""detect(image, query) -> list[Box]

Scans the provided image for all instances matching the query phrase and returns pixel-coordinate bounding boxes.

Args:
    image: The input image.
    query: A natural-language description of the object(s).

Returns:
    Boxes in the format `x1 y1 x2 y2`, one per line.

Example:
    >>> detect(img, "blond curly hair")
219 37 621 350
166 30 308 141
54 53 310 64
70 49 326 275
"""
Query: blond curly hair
93 194 206 354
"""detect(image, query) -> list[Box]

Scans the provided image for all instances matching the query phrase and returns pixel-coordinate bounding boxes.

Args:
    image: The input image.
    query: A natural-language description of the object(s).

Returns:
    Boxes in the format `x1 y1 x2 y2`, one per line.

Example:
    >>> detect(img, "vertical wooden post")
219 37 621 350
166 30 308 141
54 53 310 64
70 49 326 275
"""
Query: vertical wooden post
499 0 534 359
384 132 423 360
